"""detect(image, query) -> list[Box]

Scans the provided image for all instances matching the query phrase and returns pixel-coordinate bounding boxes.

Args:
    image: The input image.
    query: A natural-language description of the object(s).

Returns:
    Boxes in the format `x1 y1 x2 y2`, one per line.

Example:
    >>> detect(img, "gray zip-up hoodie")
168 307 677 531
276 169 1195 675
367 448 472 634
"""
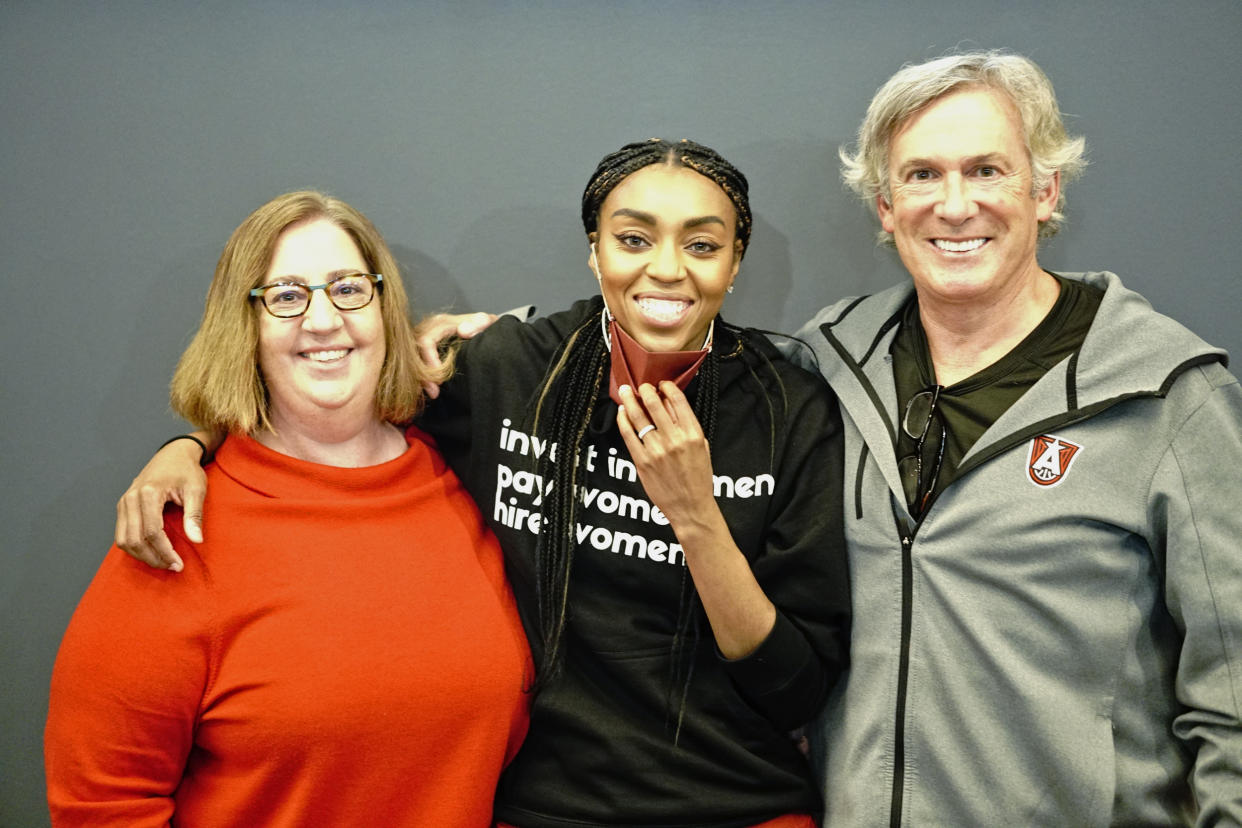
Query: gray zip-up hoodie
793 271 1242 826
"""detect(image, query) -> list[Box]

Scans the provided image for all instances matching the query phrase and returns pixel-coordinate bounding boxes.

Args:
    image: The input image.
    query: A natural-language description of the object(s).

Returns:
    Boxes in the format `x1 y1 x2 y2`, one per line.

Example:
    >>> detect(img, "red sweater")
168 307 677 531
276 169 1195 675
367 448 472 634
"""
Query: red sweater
46 428 531 827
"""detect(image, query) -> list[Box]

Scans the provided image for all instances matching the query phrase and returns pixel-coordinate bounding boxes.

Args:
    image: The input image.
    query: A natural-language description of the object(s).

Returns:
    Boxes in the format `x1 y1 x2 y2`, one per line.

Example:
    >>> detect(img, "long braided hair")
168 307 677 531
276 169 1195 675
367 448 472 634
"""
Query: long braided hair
533 139 752 738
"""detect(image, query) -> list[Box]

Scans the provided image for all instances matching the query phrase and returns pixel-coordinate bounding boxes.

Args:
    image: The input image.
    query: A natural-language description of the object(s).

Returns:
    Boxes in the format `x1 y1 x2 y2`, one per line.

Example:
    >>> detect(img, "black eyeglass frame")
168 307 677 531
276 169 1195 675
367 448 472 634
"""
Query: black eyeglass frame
898 384 946 517
249 272 384 318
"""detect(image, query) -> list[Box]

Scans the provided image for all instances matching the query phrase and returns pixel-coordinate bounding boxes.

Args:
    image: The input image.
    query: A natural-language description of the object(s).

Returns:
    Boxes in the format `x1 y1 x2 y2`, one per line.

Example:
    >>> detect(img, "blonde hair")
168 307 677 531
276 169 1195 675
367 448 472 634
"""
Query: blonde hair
840 50 1087 243
170 191 447 432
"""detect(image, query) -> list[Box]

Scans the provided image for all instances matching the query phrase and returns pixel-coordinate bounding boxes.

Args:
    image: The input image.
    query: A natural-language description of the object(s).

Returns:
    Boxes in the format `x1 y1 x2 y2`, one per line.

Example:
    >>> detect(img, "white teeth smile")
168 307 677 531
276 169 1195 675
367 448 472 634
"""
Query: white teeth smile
934 238 987 252
303 349 349 362
635 296 691 322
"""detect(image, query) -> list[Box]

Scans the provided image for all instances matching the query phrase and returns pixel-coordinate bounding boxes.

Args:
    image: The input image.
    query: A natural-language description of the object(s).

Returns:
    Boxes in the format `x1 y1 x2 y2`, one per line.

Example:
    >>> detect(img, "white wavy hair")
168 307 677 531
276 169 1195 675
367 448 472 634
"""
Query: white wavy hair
841 50 1087 243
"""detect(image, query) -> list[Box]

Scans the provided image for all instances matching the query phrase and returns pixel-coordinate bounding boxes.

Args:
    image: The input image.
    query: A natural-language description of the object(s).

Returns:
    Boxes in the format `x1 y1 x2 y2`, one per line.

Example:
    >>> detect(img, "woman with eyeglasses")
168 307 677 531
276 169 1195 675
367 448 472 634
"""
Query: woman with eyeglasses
106 140 850 827
44 191 532 827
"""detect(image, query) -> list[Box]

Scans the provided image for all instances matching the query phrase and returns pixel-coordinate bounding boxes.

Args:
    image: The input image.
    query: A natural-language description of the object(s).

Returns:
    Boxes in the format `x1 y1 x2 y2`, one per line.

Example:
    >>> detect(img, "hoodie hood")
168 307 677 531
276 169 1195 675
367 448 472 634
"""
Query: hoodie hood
796 271 1228 504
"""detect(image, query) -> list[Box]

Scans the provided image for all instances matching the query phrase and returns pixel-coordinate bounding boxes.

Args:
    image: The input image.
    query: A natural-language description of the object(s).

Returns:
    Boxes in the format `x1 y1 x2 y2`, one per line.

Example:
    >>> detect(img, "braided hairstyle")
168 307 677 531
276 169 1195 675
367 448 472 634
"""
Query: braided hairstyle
581 138 752 255
534 139 750 739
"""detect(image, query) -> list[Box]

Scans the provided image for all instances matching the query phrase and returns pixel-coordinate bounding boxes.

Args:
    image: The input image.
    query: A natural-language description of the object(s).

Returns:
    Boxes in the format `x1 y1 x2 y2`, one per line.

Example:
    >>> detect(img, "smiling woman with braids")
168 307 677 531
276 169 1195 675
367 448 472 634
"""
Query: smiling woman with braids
112 139 850 827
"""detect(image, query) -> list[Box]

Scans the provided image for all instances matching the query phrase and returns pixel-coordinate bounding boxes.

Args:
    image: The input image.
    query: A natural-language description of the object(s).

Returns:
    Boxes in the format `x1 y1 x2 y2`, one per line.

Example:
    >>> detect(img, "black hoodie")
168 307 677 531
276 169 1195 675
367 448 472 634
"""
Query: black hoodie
419 298 850 827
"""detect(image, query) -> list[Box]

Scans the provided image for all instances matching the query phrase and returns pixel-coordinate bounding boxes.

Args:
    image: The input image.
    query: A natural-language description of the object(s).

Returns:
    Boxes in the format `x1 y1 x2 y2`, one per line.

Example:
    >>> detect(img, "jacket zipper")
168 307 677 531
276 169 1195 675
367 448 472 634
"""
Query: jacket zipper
889 531 915 827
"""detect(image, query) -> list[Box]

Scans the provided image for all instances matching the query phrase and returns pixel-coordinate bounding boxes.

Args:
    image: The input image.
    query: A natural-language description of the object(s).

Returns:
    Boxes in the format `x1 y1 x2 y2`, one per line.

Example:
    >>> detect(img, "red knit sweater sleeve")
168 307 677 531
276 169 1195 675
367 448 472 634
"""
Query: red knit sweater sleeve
45 527 213 827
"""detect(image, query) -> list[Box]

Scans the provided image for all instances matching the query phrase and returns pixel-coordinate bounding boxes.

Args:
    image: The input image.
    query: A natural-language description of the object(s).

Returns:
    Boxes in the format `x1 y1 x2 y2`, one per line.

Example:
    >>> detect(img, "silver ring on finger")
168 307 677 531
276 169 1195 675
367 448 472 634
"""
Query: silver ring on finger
636 424 656 441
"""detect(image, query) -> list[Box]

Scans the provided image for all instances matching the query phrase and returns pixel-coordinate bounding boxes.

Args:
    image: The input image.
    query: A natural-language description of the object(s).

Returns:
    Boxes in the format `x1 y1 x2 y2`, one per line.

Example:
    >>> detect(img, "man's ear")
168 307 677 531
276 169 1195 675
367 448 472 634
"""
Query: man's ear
876 193 895 234
1034 170 1060 223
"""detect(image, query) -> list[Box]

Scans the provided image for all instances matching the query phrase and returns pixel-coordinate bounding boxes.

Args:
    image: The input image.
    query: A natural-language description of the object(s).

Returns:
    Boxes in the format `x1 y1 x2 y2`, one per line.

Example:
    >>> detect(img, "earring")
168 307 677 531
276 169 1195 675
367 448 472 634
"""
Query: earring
727 285 734 294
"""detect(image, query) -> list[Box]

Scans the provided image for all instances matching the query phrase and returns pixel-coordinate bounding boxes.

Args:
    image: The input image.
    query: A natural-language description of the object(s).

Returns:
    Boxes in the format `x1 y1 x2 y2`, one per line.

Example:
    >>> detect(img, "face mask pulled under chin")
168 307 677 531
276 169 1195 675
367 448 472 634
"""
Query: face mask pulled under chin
604 312 711 405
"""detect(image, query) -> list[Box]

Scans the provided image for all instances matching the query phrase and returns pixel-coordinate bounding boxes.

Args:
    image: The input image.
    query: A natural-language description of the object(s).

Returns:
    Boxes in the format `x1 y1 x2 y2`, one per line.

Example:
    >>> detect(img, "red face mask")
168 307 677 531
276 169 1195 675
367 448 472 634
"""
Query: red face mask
606 315 711 405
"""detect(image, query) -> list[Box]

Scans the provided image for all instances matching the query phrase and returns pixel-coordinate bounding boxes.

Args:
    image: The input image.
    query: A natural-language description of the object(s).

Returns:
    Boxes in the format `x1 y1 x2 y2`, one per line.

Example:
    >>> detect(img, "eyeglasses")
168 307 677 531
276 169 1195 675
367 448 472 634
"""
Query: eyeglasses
897 385 945 517
249 273 383 318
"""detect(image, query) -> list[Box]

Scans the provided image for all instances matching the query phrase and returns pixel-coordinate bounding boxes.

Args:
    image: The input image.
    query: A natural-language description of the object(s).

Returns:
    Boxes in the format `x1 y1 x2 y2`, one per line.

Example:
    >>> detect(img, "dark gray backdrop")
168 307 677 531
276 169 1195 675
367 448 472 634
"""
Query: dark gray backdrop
3 1 1239 823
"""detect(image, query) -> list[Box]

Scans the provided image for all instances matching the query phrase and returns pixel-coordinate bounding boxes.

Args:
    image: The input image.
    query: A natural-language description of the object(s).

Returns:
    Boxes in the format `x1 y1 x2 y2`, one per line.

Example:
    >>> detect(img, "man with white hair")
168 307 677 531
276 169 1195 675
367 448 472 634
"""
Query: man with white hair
799 51 1242 826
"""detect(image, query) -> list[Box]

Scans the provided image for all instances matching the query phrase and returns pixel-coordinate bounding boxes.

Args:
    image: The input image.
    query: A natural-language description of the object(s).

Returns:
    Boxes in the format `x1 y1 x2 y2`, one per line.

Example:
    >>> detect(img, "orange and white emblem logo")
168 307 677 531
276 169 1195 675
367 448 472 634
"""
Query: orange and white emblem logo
1027 434 1082 487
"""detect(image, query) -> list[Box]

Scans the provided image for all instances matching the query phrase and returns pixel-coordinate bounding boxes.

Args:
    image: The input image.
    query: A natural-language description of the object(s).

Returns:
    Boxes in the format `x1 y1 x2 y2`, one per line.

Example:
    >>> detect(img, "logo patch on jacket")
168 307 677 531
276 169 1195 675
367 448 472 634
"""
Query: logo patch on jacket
1026 434 1082 487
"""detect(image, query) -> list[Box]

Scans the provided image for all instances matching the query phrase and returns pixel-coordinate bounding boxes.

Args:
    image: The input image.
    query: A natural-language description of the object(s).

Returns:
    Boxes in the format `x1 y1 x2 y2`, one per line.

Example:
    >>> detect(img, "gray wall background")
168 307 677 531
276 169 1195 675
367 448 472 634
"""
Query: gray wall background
3 1 1239 823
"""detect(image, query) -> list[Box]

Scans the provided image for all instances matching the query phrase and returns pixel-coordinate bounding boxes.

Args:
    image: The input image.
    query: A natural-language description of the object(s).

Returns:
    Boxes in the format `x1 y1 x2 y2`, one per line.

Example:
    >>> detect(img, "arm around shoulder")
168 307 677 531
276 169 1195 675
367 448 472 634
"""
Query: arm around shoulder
115 430 221 571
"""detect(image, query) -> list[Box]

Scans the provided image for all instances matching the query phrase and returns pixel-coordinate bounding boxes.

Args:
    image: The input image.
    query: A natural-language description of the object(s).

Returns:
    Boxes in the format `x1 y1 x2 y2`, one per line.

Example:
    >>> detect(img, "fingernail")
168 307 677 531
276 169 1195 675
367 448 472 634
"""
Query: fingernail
619 384 631 395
